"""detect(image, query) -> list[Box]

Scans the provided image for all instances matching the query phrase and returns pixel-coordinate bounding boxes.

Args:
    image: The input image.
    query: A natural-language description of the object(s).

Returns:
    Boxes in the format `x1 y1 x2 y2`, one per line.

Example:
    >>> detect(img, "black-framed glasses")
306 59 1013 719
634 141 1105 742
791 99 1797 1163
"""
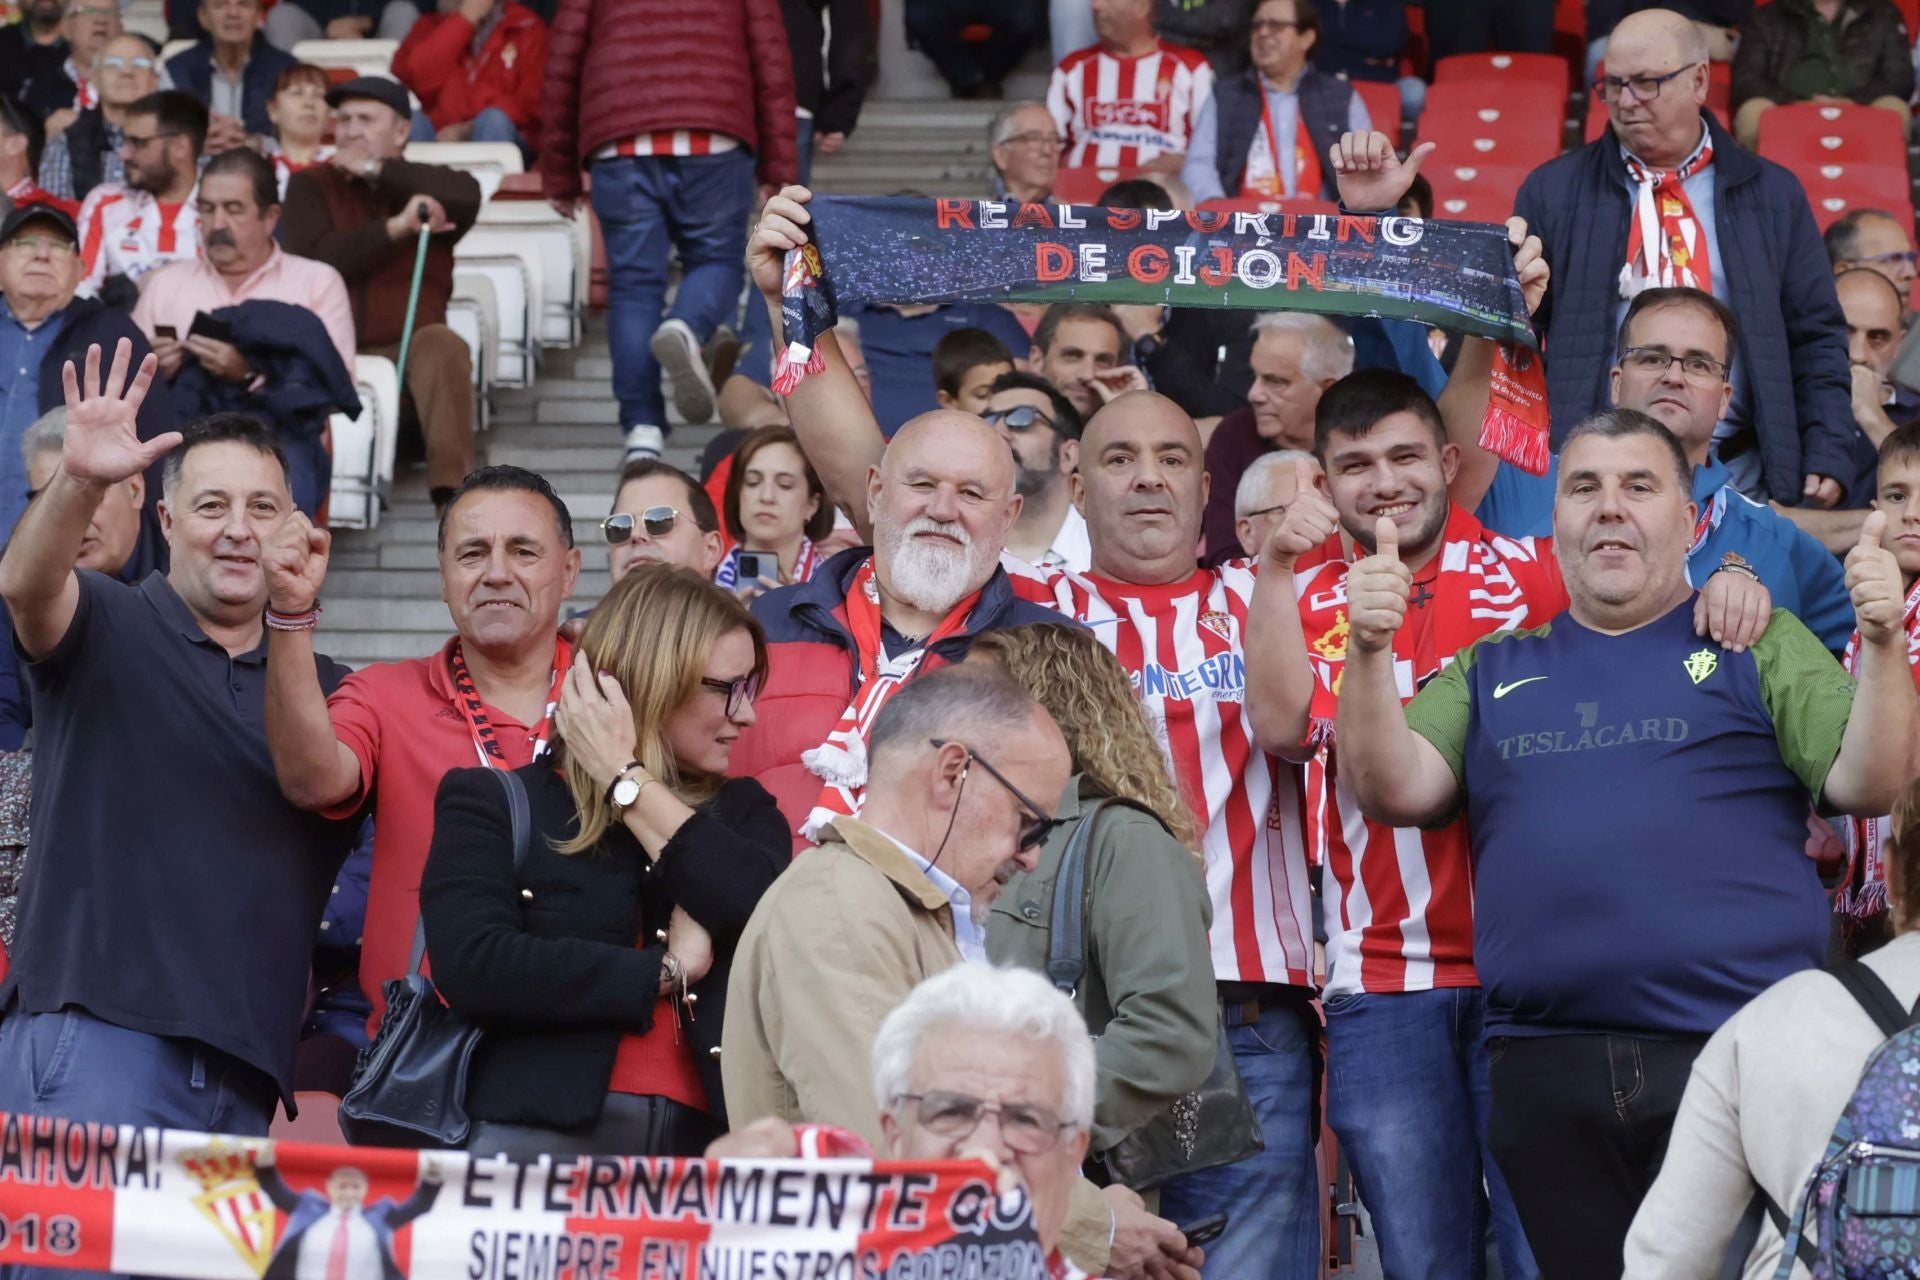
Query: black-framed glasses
982 405 1057 435
999 130 1065 151
1619 346 1729 383
600 506 680 544
1240 501 1289 521
1593 63 1699 104
1249 18 1302 34
892 1090 1076 1154
699 674 759 718
931 737 1052 853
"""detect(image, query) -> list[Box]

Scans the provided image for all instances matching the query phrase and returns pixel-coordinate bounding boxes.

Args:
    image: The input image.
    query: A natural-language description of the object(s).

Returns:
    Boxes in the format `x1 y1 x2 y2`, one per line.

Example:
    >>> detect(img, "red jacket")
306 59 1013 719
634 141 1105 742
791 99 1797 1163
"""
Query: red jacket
392 2 548 150
537 0 797 205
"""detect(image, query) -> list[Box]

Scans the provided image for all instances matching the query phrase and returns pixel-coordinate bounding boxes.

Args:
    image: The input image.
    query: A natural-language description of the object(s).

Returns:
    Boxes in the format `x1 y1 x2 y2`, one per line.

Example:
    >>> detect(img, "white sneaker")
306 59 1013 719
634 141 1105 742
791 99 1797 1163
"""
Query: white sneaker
622 424 665 463
650 318 718 424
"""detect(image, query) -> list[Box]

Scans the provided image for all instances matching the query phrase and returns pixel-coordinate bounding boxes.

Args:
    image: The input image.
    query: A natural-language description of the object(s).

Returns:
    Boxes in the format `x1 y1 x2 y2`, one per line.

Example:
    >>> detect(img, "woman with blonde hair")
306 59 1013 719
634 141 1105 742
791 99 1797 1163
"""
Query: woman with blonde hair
1625 776 1920 1277
972 622 1219 1183
420 564 789 1157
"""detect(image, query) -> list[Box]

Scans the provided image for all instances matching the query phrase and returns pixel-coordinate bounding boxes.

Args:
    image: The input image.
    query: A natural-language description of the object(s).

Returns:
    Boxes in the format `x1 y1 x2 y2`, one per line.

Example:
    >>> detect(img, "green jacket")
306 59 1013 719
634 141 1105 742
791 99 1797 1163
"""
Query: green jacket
985 776 1218 1154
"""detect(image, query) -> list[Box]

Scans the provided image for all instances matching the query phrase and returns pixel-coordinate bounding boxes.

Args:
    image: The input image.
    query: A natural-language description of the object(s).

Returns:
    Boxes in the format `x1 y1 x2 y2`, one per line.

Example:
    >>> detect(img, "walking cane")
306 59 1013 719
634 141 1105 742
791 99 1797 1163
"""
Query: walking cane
393 201 433 391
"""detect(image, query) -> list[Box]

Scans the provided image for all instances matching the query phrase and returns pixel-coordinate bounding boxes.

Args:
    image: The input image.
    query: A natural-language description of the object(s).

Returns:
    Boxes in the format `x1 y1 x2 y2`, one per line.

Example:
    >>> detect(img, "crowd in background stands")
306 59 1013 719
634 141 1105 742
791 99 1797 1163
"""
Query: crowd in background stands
2 2 1920 1280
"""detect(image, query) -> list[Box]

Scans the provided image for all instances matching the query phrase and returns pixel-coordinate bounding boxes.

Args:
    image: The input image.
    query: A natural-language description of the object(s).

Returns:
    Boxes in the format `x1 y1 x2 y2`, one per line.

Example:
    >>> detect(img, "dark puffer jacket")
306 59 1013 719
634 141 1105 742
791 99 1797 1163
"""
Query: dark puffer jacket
537 0 798 205
1513 110 1855 504
1731 0 1914 109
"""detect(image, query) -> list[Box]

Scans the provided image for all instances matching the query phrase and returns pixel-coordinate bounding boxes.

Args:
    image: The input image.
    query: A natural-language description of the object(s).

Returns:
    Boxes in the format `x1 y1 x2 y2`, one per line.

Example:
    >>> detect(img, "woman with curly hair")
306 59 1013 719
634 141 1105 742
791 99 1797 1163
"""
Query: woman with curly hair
971 622 1218 1185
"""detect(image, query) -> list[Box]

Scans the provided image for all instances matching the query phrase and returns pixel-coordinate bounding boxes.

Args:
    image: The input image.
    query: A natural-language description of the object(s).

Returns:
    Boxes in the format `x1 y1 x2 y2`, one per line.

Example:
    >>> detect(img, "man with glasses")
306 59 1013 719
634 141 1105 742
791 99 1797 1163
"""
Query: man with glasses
163 0 298 152
1231 448 1318 559
1828 268 1920 514
74 90 205 301
603 457 725 583
262 464 584 1049
986 101 1061 204
15 0 118 131
0 202 169 537
981 370 1089 571
1827 207 1919 302
35 32 159 203
1513 7 1855 513
1182 0 1369 205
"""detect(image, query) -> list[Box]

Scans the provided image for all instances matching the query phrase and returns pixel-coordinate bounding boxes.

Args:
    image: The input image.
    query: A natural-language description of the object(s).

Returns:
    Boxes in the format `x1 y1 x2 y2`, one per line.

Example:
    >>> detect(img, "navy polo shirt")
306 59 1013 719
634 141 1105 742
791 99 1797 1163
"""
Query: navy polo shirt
3 571 355 1102
1407 601 1849 1040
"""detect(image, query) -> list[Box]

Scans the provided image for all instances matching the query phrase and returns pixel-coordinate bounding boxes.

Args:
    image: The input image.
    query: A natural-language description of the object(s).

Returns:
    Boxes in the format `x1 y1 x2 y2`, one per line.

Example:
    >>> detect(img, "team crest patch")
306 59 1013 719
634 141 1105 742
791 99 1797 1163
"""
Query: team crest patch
1311 613 1349 660
1199 611 1236 643
1683 647 1718 685
180 1142 277 1275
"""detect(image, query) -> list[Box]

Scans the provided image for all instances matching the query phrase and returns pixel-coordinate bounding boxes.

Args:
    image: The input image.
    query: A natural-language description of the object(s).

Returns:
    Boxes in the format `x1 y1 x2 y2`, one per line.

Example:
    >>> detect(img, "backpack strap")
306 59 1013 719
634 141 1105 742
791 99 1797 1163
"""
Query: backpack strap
1829 959 1917 1039
1726 1186 1816 1279
404 765 531 974
1044 799 1108 998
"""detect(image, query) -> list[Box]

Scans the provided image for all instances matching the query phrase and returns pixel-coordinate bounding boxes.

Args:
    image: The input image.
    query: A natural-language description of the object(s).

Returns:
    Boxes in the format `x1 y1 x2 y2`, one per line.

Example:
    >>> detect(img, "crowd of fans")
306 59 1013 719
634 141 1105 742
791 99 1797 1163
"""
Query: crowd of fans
2 0 1920 1279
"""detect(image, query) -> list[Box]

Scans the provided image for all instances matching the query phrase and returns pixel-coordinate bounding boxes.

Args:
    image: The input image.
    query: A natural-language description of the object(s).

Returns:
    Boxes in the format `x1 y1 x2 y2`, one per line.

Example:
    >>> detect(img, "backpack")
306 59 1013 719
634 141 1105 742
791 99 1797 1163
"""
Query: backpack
1766 960 1920 1279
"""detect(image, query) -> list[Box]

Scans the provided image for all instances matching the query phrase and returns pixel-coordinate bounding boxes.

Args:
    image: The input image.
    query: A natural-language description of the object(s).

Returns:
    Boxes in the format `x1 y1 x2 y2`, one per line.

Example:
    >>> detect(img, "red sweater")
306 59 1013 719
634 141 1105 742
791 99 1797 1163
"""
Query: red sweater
537 0 797 204
392 3 549 151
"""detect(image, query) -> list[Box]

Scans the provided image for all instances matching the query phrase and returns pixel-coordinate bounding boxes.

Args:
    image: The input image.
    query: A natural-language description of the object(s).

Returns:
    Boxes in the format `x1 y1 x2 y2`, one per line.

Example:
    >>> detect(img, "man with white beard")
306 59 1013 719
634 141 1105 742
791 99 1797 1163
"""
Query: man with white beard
727 406 1063 858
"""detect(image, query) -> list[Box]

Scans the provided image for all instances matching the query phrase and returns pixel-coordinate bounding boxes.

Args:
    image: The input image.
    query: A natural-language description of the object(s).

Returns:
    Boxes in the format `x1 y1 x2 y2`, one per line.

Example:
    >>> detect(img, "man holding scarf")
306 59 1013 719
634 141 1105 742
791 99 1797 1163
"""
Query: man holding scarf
261 465 582 1034
1513 7 1854 510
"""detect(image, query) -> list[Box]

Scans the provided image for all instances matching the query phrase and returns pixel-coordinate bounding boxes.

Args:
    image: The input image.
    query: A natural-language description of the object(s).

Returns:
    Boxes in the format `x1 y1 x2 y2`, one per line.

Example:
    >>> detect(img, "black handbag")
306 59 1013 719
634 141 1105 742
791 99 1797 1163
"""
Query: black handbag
339 767 530 1148
1045 799 1264 1190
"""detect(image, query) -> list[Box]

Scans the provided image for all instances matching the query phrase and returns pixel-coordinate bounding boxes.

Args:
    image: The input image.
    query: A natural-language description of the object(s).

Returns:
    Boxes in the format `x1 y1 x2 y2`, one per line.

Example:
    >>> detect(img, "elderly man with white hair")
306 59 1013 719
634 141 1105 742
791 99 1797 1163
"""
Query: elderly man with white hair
714 963 1114 1279
1234 449 1321 561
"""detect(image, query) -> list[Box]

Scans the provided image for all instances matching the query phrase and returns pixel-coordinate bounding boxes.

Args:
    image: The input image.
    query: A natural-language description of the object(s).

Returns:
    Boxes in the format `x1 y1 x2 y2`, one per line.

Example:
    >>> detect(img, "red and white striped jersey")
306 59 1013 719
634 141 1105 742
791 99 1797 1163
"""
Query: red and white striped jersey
591 131 742 163
75 184 199 298
1047 40 1215 170
1294 508 1566 996
1009 556 1314 988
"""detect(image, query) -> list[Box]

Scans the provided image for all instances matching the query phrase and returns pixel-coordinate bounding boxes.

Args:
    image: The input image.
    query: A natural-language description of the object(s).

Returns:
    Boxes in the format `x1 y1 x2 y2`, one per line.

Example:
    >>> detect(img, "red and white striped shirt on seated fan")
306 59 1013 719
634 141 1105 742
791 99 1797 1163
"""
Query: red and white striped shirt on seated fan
1293 508 1566 997
1046 39 1214 170
75 183 199 298
591 131 742 162
1007 555 1314 988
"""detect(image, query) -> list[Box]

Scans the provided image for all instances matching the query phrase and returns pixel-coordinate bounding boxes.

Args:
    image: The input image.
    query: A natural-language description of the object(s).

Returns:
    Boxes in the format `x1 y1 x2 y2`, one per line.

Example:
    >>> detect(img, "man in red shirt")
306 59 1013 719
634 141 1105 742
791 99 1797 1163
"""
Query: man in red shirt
392 0 547 160
261 465 582 1029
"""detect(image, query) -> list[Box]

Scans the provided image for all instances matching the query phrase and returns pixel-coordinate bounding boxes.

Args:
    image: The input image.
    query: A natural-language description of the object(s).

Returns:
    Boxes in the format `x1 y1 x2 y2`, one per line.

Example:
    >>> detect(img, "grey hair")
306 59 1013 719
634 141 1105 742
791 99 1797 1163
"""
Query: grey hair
1235 449 1318 517
867 664 1038 766
988 100 1048 151
19 407 65 473
870 964 1096 1130
1251 312 1355 383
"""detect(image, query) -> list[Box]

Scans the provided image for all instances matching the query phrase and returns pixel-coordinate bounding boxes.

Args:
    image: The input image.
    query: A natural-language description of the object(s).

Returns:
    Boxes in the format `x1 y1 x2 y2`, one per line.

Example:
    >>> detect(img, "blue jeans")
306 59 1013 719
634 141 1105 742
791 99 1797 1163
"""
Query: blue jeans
590 150 754 431
1158 1005 1321 1280
736 116 812 387
1324 987 1538 1280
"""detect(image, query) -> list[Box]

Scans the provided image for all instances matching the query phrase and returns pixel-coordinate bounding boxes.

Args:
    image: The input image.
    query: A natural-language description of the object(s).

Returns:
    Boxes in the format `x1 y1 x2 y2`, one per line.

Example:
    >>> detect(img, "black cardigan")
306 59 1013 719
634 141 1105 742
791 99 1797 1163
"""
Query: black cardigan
419 763 790 1132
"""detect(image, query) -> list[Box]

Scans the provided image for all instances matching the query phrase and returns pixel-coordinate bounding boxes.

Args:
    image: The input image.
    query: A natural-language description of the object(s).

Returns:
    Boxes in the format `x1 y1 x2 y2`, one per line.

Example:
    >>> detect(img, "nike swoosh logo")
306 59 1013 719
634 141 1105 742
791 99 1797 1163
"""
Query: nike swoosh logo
1493 676 1548 699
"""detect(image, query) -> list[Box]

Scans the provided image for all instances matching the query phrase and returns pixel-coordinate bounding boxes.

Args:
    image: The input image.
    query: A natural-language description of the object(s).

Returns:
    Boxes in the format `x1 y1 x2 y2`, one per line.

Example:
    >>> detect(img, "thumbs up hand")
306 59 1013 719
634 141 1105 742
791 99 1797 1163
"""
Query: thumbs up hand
1848 509 1906 648
1258 457 1340 570
1347 515 1413 654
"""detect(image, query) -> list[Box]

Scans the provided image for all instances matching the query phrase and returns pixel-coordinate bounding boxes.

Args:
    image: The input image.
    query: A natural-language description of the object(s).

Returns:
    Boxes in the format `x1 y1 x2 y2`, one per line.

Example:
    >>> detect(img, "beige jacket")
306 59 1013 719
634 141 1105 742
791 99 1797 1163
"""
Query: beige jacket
720 818 1115 1273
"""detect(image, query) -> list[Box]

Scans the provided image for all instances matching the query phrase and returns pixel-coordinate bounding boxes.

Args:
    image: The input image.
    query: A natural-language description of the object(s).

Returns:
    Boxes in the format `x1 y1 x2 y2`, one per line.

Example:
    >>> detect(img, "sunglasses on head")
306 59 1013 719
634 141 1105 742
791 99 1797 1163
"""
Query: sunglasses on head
982 405 1057 434
600 506 680 544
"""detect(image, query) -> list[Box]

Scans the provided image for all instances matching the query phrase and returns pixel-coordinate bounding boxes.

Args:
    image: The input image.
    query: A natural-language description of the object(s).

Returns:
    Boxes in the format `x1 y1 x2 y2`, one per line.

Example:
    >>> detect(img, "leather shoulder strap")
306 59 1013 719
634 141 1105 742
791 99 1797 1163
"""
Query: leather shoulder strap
405 766 532 974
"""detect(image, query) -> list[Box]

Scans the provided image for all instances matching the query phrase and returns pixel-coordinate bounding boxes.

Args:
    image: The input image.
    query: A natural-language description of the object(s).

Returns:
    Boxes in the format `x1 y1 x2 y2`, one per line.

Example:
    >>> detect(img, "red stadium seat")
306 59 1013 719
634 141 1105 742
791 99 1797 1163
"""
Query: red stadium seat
1795 163 1915 231
1051 164 1148 205
1351 79 1401 145
1425 162 1532 221
1756 101 1910 168
1197 195 1338 217
1432 52 1570 104
1415 82 1564 171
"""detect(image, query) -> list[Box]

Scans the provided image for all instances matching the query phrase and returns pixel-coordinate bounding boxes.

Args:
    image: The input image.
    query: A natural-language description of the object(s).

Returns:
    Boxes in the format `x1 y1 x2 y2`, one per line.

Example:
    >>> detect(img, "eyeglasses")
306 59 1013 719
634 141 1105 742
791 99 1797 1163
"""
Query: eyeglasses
1239 501 1289 521
982 405 1058 435
1593 63 1699 104
999 130 1065 152
892 1090 1076 1154
1249 18 1303 34
698 674 759 718
1858 250 1920 269
99 55 156 70
930 737 1053 854
600 506 681 544
1619 346 1729 383
121 130 179 150
3 235 76 258
67 5 117 19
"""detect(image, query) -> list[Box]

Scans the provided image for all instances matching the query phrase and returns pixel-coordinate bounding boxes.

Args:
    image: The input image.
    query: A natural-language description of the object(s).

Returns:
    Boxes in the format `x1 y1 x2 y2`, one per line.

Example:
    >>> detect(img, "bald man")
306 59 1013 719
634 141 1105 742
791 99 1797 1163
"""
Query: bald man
1835 268 1919 501
1514 7 1854 512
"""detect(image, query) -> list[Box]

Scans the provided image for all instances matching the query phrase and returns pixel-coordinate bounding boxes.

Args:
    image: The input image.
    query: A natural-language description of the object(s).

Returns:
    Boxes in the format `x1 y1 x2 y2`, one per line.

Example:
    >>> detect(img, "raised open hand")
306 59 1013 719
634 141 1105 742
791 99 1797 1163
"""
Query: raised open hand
60 341 180 488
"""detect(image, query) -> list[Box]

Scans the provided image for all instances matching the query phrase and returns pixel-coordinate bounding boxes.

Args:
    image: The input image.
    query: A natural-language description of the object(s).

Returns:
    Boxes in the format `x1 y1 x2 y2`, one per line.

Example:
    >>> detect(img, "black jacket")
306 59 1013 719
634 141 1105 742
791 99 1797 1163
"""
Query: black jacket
420 764 790 1132
58 108 112 204
1731 0 1914 109
1513 111 1855 503
781 0 873 138
164 35 299 139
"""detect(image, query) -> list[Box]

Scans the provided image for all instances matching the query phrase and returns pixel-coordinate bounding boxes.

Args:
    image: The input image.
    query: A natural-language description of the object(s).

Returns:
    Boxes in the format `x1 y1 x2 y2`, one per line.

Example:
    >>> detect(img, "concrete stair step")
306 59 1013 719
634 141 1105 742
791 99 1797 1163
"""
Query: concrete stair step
373 513 608 544
480 424 627 449
493 377 615 401
323 597 599 631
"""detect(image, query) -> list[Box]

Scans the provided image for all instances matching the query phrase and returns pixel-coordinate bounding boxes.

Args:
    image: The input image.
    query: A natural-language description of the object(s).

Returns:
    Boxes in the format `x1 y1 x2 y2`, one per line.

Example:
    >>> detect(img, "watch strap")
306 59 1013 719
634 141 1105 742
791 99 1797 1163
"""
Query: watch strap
604 758 646 806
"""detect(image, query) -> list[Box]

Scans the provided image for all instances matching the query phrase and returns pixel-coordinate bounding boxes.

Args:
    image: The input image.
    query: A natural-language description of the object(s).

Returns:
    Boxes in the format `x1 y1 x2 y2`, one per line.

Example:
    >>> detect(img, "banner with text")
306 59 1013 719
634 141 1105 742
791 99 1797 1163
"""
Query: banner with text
774 195 1538 394
0 1113 1043 1279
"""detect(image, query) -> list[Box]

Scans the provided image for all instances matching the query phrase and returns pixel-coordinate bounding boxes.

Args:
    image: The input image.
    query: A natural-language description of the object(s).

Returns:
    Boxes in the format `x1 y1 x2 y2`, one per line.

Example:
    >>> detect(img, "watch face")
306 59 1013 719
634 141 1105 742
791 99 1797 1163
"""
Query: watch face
612 777 641 808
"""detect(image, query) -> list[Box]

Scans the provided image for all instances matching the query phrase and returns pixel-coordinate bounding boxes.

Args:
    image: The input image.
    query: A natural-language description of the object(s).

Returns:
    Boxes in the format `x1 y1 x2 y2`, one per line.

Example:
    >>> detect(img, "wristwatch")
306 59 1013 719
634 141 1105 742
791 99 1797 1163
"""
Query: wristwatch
361 158 379 178
606 759 647 809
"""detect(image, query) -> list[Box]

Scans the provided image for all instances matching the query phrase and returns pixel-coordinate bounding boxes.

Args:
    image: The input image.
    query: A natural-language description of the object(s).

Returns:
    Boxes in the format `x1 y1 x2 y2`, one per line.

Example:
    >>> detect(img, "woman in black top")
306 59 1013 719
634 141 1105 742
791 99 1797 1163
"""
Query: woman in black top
420 565 789 1157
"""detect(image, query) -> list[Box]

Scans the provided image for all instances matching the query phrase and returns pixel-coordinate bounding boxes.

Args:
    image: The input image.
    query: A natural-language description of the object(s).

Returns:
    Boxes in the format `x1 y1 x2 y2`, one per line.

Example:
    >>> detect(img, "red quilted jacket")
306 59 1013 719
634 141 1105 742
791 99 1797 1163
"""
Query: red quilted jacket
537 0 798 203
393 3 549 151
